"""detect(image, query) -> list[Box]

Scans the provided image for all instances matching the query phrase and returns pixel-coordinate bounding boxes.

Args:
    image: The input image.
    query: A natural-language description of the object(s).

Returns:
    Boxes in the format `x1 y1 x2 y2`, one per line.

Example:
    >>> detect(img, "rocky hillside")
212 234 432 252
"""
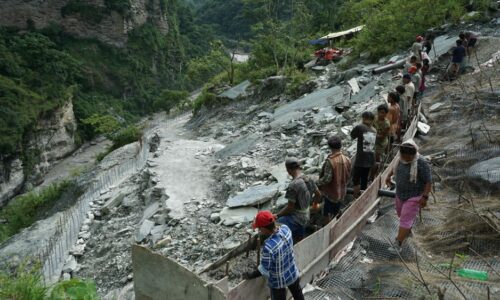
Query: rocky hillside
0 0 169 47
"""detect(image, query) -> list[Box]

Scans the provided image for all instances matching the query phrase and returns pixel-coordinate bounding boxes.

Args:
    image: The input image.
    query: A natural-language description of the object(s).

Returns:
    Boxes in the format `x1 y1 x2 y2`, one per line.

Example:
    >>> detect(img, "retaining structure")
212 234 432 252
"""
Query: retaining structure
35 113 192 283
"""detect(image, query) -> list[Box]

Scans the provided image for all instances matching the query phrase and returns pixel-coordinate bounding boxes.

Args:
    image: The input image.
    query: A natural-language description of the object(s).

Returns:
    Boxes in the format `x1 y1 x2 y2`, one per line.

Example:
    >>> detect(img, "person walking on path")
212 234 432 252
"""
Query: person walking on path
245 211 305 300
465 32 478 58
387 92 401 144
448 39 467 79
385 140 432 253
402 74 416 120
350 112 376 197
373 104 391 174
276 158 319 243
412 36 424 62
395 85 407 132
317 136 352 224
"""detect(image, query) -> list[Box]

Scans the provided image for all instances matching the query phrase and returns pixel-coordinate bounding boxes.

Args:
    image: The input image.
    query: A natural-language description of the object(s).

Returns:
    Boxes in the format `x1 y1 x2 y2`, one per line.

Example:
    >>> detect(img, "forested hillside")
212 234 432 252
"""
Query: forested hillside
0 0 491 182
0 0 212 159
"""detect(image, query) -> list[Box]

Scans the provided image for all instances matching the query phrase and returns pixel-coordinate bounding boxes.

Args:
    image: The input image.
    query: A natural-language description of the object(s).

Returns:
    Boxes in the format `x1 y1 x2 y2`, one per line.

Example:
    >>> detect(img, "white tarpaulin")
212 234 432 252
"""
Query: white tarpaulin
321 25 365 40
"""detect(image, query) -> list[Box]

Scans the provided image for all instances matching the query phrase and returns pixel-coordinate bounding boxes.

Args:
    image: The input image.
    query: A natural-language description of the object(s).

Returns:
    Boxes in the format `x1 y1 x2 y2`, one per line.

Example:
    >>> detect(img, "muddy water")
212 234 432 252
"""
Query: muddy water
149 114 224 219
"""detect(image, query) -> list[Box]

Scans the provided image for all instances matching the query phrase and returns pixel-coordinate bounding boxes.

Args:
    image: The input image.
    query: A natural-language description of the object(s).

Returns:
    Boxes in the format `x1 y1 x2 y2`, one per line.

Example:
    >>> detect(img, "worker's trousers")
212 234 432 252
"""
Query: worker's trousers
270 278 305 300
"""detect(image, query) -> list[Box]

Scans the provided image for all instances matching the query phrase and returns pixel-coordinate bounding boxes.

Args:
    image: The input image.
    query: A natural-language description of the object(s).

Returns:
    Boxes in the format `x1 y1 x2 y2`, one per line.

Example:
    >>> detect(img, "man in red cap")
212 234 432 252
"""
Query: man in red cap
244 211 305 300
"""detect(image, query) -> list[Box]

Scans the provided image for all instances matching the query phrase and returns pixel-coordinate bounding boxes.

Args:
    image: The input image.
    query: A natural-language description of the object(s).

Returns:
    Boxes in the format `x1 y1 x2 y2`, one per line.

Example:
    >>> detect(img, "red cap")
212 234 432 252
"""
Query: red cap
408 66 417 74
416 36 423 42
252 211 275 229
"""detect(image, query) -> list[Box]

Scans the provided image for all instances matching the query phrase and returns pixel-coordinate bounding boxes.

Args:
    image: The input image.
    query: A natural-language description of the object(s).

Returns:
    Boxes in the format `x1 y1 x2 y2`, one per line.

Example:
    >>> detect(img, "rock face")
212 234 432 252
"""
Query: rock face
468 157 500 184
0 159 24 206
0 100 78 204
226 184 280 208
25 100 78 185
0 0 169 47
219 207 258 226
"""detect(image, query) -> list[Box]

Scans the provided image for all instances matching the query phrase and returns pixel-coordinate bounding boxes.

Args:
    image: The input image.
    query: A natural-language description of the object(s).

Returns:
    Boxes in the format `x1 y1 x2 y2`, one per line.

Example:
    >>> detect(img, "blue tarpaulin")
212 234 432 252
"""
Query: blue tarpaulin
308 39 328 46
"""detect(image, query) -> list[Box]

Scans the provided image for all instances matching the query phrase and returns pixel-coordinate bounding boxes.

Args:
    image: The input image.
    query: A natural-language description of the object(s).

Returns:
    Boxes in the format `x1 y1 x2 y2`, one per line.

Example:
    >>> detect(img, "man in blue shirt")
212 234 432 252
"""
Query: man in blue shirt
245 210 305 300
448 39 466 78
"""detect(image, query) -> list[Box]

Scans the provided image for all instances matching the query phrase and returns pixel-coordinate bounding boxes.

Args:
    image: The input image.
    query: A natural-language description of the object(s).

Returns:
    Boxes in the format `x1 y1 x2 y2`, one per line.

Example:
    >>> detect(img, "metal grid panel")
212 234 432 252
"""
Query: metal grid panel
304 206 500 300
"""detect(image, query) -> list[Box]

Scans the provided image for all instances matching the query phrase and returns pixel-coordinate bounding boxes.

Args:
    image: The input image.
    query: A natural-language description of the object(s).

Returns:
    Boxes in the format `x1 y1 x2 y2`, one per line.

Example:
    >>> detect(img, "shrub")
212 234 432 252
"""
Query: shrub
0 263 98 300
104 0 131 16
0 262 47 300
192 91 219 113
286 69 310 98
50 279 99 300
81 114 120 140
338 0 467 59
153 90 189 114
109 125 143 151
61 1 107 24
0 181 74 243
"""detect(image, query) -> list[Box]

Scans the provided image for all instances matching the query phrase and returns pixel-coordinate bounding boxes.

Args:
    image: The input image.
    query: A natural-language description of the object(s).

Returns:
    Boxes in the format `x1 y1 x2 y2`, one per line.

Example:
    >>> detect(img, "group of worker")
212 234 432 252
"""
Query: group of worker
409 31 477 81
448 32 478 78
246 34 442 299
248 118 432 299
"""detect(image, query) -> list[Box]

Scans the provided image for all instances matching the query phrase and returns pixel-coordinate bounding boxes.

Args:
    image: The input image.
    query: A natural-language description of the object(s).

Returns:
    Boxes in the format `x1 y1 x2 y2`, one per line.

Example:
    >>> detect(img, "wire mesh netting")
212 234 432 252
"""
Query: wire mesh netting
305 199 500 300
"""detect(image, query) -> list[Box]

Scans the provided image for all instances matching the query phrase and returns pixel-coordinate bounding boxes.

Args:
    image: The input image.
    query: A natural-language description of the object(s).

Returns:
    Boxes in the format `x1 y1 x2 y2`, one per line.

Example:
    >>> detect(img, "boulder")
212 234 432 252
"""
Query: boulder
255 76 287 101
240 157 257 171
221 237 241 250
218 80 251 100
227 184 280 208
141 201 160 223
467 157 500 184
258 112 274 119
62 255 79 274
219 207 258 226
70 244 85 257
101 193 126 215
210 212 221 223
135 219 155 243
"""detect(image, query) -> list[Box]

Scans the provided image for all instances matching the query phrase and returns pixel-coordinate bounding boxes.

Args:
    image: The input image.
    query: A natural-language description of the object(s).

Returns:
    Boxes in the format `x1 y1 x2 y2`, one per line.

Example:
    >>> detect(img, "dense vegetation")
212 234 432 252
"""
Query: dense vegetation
188 0 490 108
0 263 98 300
0 0 491 176
0 0 213 163
0 180 78 243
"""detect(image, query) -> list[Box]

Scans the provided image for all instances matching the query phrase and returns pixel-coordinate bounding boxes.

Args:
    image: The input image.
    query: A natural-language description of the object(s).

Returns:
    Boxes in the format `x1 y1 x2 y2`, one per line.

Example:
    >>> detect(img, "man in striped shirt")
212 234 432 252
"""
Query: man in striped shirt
246 211 305 300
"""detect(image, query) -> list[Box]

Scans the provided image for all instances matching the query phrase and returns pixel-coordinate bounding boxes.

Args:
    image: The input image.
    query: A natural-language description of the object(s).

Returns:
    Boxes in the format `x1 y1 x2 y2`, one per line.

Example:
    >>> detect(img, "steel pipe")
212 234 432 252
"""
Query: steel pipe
372 59 406 75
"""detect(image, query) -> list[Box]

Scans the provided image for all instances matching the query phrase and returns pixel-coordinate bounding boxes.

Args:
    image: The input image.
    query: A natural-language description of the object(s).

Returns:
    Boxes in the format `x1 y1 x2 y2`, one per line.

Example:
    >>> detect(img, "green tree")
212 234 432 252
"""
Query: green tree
153 90 189 114
247 0 313 75
186 40 232 86
81 114 120 139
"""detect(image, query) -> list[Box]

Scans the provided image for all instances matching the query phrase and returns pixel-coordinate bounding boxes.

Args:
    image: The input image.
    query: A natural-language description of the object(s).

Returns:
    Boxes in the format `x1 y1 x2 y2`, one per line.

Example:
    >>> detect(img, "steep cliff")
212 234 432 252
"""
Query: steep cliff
26 100 79 186
0 100 78 205
0 159 24 206
0 0 169 47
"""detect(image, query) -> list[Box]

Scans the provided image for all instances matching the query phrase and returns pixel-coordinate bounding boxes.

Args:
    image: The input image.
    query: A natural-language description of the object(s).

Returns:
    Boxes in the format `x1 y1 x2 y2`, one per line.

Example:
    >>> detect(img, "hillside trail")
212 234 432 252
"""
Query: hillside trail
147 113 224 219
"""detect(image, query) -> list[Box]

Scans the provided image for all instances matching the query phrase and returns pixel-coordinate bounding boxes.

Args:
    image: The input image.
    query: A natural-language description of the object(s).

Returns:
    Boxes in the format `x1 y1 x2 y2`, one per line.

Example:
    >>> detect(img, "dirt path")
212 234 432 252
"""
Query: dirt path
149 114 224 219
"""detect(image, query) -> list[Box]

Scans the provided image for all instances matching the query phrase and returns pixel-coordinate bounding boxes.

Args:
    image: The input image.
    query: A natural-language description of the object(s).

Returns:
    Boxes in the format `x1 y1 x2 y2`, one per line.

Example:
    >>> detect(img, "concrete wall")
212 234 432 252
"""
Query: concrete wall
132 245 226 300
